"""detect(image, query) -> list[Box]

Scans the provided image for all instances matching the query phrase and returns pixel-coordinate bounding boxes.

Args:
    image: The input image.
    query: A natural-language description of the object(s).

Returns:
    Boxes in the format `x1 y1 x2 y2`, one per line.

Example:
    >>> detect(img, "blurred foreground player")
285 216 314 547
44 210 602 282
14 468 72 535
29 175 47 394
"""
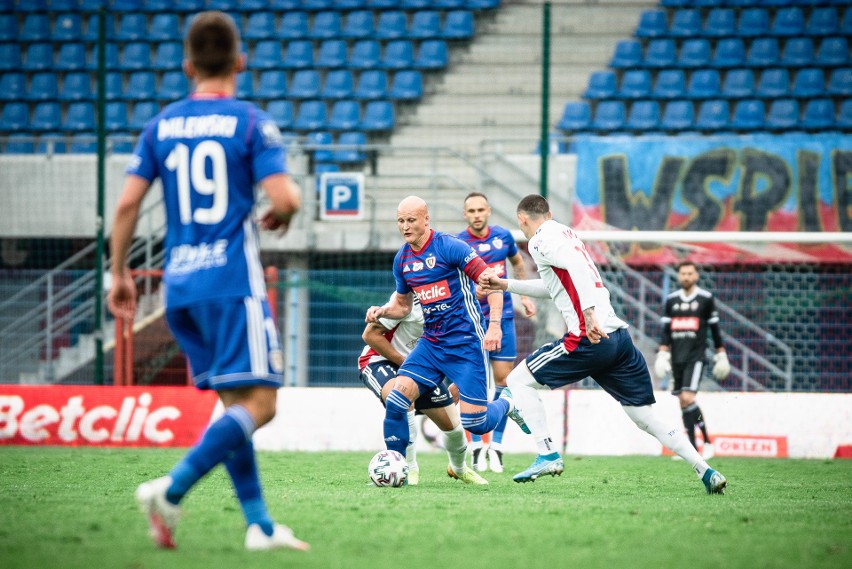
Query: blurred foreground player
108 12 309 551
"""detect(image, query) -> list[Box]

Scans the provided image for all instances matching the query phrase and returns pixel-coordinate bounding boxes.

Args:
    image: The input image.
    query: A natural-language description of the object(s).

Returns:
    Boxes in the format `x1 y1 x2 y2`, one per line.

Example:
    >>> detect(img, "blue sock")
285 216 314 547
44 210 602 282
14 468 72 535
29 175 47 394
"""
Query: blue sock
384 389 410 456
461 399 510 435
167 405 256 505
224 439 275 537
469 432 482 444
492 386 508 444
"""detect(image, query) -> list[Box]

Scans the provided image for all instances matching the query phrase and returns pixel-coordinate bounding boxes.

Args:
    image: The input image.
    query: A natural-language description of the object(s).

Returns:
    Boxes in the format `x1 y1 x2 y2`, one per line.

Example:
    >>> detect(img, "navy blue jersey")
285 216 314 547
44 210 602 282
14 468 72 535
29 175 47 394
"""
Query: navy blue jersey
456 225 518 320
393 230 489 346
126 95 286 308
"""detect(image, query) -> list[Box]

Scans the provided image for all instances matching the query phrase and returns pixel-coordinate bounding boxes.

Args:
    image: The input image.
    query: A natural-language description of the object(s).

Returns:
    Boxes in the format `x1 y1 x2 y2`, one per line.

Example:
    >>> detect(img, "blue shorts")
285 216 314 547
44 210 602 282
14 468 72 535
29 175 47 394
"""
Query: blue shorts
166 297 284 391
488 318 517 362
399 338 489 405
359 361 453 411
525 328 655 406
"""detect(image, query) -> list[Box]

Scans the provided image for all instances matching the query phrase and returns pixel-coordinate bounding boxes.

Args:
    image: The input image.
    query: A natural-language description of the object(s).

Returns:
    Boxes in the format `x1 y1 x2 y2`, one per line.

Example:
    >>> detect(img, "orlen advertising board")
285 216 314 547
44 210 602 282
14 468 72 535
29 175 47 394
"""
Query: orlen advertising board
0 386 218 447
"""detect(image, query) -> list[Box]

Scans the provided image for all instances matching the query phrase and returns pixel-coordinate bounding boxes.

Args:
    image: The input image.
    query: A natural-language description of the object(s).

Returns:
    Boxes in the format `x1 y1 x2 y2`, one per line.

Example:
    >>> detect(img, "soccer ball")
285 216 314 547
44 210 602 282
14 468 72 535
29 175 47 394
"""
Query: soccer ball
368 450 409 487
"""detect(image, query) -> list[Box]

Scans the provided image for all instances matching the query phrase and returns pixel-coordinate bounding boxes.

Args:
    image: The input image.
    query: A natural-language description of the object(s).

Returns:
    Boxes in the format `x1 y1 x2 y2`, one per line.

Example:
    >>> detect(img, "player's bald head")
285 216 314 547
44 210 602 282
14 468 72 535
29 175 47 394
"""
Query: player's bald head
397 195 428 216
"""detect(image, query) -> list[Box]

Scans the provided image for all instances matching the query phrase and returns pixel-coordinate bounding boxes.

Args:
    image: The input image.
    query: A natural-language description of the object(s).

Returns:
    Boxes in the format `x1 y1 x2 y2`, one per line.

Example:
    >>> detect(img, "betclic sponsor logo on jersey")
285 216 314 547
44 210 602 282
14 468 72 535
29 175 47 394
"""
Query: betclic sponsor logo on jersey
413 280 451 305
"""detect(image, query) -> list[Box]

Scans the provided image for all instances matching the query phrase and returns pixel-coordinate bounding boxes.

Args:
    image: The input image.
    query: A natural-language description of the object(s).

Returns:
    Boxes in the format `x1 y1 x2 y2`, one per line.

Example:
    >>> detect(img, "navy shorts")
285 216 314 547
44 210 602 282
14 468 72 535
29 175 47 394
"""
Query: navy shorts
525 328 655 407
399 337 489 405
360 361 453 411
166 297 284 391
488 318 517 362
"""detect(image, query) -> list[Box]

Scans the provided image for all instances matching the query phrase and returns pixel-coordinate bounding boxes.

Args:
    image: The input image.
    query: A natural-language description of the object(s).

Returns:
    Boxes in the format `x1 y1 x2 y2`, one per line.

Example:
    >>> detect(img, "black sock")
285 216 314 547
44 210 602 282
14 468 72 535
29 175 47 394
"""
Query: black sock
682 403 701 450
695 406 710 444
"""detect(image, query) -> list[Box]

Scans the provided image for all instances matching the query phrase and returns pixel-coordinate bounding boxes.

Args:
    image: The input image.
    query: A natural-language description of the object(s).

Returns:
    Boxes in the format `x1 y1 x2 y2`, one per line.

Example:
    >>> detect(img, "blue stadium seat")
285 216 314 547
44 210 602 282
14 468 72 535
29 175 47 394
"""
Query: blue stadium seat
766 99 799 131
125 72 157 101
367 0 401 8
711 38 745 68
443 11 474 40
310 12 343 40
302 0 334 10
60 72 93 102
236 73 254 98
414 40 447 70
152 43 183 71
738 8 769 37
0 73 26 103
105 102 129 132
158 71 189 101
53 14 83 42
37 133 67 154
289 70 322 99
279 12 310 40
468 0 500 8
756 68 790 98
703 8 735 38
827 67 851 96
557 101 591 132
172 0 205 12
610 40 642 69
129 101 160 131
669 9 701 37
20 14 51 42
20 0 49 10
695 99 729 131
771 7 805 37
31 103 62 132
109 135 136 154
375 11 407 41
69 134 97 154
256 71 288 99
816 37 848 66
333 131 367 163
306 131 334 163
626 100 660 131
842 8 852 36
720 68 754 98
619 70 652 99
64 102 96 132
433 0 466 8
5 134 35 154
807 8 839 36
400 0 431 9
635 10 667 39
746 38 779 67
88 43 120 71
113 0 142 11
350 40 381 69
116 14 148 41
105 73 124 101
732 99 765 130
0 103 30 132
837 100 852 131
142 0 172 12
269 0 303 9
592 101 625 131
266 100 294 130
792 68 825 98
120 43 152 72
361 100 395 131
316 40 348 68
652 69 686 99
409 11 441 40
24 43 54 72
239 0 270 9
328 100 361 131
355 69 388 99
801 99 834 130
384 40 415 70
294 100 328 131
83 14 115 42
322 69 355 99
314 162 340 174
686 69 721 99
677 39 711 68
781 37 814 67
78 0 108 9
342 10 375 40
336 0 367 10
281 41 314 70
244 12 276 40
55 43 87 73
29 73 59 102
249 41 282 70
644 39 676 68
0 14 16 43
583 71 617 100
389 69 423 101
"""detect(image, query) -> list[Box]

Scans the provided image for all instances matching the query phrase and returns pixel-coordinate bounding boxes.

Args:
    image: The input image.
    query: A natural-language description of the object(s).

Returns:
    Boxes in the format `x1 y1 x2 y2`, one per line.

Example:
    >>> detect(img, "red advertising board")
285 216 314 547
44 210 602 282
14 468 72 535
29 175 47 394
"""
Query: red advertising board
663 433 789 458
0 386 217 447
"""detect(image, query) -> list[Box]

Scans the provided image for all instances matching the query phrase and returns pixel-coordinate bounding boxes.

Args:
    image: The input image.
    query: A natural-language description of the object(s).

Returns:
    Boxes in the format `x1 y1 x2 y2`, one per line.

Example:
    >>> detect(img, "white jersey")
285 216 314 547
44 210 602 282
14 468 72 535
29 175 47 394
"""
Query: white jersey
358 301 424 370
524 219 627 346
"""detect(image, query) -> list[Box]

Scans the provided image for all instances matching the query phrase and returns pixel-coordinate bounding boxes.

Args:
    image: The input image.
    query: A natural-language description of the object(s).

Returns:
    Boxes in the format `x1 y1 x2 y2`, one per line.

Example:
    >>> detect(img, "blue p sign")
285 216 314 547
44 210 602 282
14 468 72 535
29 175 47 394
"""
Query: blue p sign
320 172 364 220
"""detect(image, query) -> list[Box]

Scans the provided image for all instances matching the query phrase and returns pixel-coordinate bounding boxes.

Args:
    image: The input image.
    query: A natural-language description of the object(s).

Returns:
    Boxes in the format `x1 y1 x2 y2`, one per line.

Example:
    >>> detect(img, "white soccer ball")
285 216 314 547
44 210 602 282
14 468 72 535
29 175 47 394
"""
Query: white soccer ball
368 450 409 487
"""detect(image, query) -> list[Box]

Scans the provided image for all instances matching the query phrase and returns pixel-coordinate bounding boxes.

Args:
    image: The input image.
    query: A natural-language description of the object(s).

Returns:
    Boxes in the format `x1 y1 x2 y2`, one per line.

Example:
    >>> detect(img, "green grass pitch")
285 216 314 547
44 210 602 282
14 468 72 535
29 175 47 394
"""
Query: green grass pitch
0 448 850 569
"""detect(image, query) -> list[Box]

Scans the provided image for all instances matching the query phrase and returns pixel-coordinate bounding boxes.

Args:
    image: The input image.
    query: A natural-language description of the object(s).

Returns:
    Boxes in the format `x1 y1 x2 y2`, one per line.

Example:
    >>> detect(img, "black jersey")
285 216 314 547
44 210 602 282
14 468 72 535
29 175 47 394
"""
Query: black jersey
660 287 723 364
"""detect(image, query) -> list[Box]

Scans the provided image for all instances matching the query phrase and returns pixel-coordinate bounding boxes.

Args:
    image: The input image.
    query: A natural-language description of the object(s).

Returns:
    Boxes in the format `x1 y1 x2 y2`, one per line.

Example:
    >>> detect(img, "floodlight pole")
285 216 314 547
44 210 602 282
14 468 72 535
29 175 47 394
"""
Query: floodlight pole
539 2 551 200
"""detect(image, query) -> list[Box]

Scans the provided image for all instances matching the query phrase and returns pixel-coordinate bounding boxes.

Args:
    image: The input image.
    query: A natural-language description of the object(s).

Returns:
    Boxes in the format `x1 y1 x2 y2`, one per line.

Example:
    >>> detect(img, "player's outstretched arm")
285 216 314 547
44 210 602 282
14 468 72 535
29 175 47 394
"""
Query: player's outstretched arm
366 292 413 323
108 175 151 321
362 322 406 367
259 174 301 234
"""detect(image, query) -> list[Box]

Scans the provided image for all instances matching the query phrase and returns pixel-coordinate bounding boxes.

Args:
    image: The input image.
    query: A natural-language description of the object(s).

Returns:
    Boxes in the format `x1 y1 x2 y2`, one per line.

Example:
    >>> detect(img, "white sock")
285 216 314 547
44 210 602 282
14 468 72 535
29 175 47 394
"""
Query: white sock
406 411 418 468
507 363 556 456
443 424 467 474
622 405 709 478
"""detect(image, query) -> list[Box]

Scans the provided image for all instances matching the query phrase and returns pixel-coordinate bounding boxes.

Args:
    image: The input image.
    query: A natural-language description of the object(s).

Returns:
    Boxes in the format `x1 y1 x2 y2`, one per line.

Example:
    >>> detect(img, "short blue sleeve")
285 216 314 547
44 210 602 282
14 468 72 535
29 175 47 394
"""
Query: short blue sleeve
248 108 287 184
506 229 518 257
125 120 158 182
446 234 478 268
393 249 409 294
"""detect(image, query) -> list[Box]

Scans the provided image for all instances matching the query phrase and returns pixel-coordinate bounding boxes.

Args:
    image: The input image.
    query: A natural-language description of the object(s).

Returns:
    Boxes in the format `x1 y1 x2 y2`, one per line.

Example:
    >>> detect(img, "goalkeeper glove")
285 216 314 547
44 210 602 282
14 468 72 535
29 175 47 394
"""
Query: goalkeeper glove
712 351 731 380
654 350 672 378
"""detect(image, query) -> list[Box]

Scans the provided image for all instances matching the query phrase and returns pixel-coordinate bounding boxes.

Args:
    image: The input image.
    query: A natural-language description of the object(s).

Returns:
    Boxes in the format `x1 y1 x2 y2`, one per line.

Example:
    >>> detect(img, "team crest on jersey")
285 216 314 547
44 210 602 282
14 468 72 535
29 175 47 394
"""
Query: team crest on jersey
260 120 283 147
425 256 436 269
691 301 699 310
492 238 503 249
478 243 491 252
